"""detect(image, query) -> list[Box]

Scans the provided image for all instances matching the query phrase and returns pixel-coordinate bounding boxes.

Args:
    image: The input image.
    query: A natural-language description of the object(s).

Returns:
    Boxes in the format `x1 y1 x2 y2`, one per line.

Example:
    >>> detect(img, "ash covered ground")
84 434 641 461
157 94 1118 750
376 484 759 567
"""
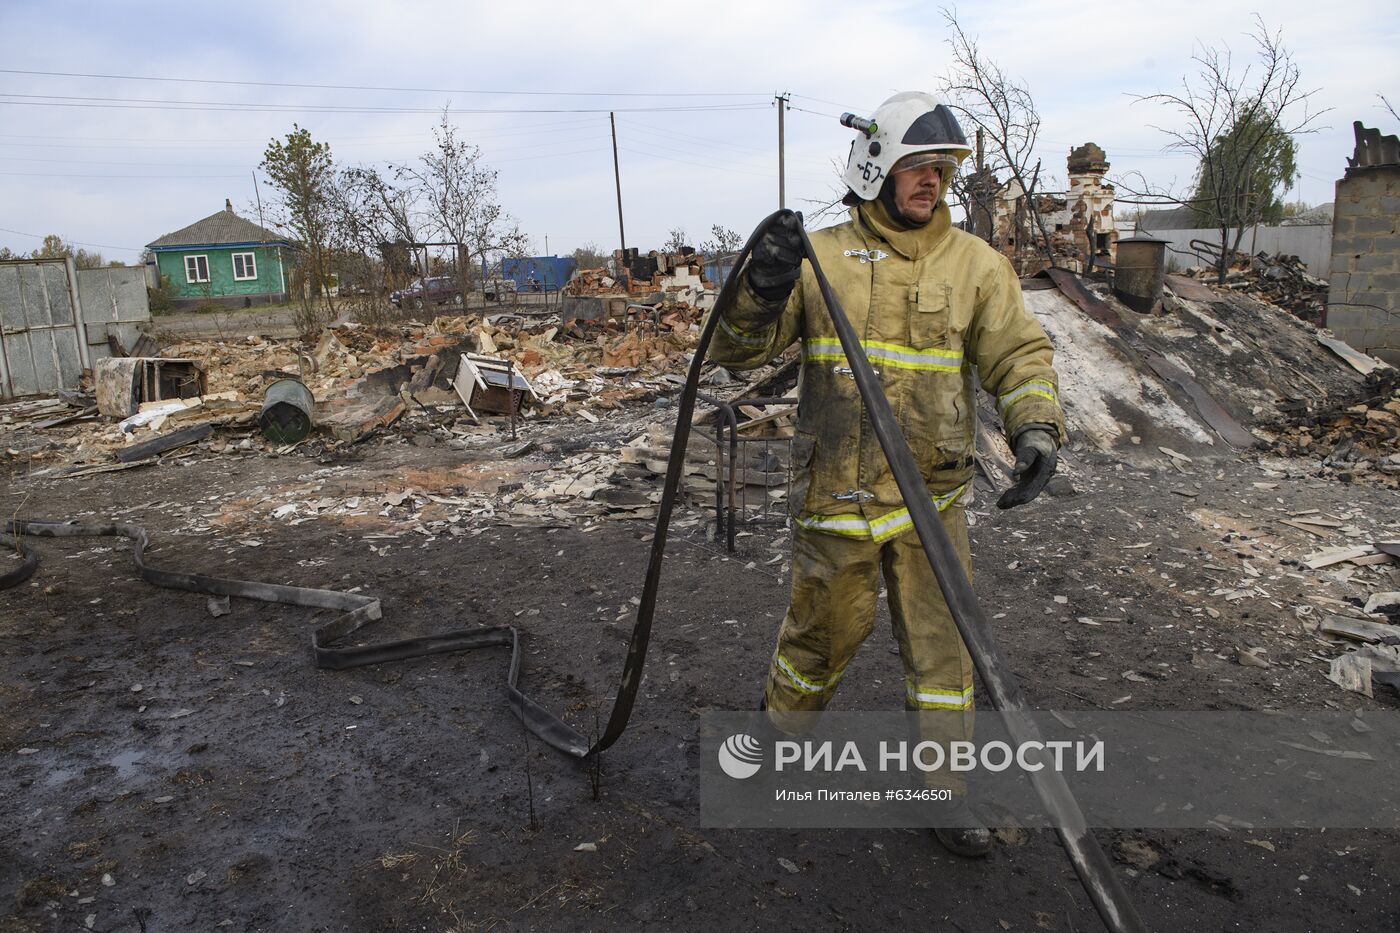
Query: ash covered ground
4 278 1400 932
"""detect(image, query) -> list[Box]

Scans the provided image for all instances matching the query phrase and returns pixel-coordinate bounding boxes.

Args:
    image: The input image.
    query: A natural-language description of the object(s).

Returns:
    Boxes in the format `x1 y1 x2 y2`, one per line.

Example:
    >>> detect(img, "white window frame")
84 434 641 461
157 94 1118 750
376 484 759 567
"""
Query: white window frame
231 251 257 281
184 254 210 284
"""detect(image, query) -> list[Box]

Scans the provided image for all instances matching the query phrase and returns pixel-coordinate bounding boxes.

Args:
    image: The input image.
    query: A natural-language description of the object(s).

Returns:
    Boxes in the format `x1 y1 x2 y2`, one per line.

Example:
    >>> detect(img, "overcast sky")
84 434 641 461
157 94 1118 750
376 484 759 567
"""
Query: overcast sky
3 0 1397 265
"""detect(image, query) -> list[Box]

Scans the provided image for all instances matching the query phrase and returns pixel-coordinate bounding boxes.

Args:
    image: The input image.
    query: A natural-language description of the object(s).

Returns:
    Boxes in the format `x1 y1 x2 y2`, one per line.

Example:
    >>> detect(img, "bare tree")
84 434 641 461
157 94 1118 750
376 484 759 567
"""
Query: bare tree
1381 94 1398 123
1133 17 1325 284
699 224 742 258
938 6 1057 271
798 157 858 228
325 168 406 327
663 227 689 253
394 109 527 307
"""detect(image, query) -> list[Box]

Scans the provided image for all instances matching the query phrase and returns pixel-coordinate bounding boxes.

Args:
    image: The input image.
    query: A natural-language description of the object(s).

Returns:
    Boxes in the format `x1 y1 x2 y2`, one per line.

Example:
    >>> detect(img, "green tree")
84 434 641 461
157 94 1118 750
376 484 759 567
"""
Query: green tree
1189 108 1298 229
261 124 337 330
28 233 107 269
572 242 609 269
1136 17 1324 283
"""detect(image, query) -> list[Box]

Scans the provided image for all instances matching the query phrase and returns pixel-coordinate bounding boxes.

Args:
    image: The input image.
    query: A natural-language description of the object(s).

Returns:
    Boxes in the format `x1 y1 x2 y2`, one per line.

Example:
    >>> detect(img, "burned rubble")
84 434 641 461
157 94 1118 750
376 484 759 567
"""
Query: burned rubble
4 258 1400 932
1272 371 1400 484
1184 249 1331 325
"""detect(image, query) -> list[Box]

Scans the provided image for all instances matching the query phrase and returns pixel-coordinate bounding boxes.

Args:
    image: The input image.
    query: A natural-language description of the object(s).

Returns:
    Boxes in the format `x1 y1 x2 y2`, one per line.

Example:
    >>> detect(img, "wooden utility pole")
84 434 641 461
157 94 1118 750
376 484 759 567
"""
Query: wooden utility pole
776 92 790 209
610 112 627 256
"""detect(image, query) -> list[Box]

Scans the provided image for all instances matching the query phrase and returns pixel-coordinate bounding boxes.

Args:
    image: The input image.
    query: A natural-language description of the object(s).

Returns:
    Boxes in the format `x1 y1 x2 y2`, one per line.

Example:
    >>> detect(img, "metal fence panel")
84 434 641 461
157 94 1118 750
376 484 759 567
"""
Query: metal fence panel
0 259 85 398
77 265 152 361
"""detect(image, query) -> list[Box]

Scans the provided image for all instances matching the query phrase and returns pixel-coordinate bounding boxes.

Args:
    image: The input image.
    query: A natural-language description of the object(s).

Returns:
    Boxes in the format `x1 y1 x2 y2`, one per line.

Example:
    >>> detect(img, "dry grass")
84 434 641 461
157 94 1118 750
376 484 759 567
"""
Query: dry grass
377 852 420 870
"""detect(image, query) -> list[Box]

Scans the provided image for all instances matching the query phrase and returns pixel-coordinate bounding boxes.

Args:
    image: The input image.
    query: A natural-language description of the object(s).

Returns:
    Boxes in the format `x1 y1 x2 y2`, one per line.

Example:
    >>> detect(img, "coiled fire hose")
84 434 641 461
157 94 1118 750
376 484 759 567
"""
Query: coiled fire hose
1 211 1144 932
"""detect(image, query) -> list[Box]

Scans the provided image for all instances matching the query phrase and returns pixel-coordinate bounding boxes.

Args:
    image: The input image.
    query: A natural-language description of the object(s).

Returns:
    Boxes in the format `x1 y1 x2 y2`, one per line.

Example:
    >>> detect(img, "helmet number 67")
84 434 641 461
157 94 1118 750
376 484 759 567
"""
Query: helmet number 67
859 161 885 185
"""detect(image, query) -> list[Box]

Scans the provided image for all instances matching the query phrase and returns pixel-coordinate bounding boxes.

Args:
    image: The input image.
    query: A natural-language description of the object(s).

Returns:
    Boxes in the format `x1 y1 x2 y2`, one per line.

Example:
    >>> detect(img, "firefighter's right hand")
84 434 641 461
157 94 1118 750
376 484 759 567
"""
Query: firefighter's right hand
997 427 1058 509
747 211 804 303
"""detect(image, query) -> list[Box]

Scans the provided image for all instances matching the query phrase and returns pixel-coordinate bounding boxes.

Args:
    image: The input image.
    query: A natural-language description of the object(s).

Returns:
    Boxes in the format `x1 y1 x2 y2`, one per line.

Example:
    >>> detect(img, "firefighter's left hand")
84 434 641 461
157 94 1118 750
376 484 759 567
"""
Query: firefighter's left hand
997 427 1058 509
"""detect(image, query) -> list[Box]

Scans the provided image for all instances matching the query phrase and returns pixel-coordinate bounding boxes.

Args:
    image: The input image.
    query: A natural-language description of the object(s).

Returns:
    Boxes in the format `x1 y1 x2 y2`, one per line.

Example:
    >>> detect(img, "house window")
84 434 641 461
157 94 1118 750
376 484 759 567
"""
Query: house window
232 252 257 281
184 254 210 283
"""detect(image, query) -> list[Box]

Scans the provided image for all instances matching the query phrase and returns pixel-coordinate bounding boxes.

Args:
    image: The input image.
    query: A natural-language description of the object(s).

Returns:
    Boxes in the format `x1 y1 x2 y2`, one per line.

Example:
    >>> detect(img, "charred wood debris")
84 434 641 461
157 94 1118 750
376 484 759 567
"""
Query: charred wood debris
1185 249 1331 326
3 261 1399 702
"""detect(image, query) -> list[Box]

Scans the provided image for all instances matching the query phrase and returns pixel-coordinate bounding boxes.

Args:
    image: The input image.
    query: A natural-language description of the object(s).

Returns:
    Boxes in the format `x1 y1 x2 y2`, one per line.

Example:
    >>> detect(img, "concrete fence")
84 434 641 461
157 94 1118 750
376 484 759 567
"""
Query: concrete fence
1139 224 1333 278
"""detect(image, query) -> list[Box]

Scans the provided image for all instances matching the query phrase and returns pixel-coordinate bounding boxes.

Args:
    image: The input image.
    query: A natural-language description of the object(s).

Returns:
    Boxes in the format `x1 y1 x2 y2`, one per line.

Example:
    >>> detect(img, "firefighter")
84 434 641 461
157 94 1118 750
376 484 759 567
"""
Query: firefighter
708 92 1066 857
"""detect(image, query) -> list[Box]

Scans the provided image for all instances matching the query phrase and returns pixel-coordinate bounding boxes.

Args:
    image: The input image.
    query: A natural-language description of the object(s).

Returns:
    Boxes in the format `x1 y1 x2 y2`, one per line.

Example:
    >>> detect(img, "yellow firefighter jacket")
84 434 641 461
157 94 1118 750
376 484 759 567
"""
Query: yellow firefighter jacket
707 199 1066 543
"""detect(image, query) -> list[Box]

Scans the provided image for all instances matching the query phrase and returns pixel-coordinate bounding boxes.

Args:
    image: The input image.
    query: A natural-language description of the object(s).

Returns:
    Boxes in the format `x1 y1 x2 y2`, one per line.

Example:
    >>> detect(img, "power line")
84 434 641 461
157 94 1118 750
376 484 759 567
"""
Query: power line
791 93 873 113
1 155 254 169
0 225 141 251
0 68 767 100
617 115 774 157
0 171 246 179
0 129 612 168
490 146 612 164
787 103 845 120
619 144 830 185
0 93 771 116
616 134 823 184
0 115 605 146
0 120 609 153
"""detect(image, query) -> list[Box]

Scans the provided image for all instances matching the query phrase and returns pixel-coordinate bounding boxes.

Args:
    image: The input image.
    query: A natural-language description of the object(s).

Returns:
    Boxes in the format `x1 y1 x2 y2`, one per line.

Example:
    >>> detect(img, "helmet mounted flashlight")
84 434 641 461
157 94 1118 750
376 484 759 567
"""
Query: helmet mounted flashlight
840 113 878 137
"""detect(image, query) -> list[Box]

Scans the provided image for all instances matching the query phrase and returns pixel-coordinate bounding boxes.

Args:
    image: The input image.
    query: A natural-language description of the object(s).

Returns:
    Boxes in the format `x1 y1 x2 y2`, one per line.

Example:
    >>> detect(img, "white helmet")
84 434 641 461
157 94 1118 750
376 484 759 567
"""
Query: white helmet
841 92 972 200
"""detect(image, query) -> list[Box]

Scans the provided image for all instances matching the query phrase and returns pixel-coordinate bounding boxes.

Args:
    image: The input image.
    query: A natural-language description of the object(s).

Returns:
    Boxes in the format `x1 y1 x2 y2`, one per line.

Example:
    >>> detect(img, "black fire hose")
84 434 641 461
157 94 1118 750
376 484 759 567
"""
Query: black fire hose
553 208 1144 931
789 218 1146 933
1 211 1143 930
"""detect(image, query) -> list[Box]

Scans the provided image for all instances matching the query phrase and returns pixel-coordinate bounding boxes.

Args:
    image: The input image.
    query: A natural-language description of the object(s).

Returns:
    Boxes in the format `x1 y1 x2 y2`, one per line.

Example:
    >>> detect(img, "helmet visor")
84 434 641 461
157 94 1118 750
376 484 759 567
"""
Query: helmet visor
890 152 959 176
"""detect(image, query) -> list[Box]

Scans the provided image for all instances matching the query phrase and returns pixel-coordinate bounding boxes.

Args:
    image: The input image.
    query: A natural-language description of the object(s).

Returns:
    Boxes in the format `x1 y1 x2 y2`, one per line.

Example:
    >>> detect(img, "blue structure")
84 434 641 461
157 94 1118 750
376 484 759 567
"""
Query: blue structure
499 255 577 291
702 256 738 288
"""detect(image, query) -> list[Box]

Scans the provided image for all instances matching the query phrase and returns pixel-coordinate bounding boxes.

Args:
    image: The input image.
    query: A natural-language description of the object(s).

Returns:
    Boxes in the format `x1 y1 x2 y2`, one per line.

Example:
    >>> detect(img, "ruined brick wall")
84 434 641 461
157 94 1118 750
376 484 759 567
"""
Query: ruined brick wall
984 143 1118 277
1067 173 1117 267
1326 164 1400 366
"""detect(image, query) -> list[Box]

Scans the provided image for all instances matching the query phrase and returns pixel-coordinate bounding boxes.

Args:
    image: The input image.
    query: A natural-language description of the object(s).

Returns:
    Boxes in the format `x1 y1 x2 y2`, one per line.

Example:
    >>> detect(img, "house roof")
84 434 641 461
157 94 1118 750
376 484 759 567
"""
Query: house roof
1137 206 1201 231
147 201 289 249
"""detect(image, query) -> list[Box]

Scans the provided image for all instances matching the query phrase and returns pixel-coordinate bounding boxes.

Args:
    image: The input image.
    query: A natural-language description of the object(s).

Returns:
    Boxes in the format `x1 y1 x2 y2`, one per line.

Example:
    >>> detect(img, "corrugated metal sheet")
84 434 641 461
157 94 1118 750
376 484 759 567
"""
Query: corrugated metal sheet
499 256 577 290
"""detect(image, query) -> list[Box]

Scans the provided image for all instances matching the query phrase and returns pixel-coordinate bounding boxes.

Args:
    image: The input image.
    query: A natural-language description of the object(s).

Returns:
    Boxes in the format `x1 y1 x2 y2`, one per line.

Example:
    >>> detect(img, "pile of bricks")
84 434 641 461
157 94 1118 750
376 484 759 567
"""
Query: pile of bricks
1274 374 1400 484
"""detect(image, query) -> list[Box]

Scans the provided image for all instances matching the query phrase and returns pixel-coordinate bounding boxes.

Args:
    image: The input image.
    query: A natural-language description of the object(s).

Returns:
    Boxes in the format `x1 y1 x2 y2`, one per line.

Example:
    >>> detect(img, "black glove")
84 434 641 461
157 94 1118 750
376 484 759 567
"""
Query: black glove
996 426 1058 509
747 210 804 303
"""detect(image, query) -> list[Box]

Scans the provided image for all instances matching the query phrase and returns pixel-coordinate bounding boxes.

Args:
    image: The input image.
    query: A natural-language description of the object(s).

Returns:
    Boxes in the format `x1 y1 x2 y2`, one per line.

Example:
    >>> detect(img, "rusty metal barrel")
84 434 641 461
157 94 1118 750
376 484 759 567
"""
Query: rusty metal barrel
1113 233 1169 313
259 378 315 444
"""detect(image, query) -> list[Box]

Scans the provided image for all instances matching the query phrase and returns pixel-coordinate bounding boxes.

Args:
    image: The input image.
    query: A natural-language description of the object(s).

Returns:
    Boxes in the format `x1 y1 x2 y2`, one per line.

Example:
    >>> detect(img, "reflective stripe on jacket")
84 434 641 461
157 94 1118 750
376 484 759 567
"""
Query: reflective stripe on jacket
706 204 1066 539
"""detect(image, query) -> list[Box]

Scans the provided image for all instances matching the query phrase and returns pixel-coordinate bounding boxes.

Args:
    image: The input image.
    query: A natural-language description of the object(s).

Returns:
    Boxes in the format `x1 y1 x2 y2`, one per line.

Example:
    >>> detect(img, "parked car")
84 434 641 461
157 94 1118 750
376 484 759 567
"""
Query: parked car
481 276 512 302
389 276 463 309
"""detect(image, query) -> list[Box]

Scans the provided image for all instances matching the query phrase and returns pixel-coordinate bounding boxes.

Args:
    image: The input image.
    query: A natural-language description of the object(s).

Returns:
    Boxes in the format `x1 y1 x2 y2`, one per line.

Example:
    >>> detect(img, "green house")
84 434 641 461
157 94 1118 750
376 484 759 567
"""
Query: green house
146 200 290 310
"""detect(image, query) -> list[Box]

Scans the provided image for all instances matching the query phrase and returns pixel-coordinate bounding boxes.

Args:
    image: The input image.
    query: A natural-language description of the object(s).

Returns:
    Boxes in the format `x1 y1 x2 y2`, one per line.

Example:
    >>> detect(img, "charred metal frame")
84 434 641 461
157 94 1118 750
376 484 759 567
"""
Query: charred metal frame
698 392 799 552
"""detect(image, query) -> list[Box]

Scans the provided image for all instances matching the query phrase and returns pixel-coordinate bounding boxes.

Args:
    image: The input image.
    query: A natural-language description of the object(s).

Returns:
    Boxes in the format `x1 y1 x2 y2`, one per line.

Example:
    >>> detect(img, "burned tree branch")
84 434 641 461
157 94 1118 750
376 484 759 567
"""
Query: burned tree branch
938 6 1058 270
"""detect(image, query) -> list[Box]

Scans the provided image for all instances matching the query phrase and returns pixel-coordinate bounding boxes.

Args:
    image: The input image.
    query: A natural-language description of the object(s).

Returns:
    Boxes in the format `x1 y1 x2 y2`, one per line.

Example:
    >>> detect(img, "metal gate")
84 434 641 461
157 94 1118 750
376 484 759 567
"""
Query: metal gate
0 259 87 399
0 259 152 399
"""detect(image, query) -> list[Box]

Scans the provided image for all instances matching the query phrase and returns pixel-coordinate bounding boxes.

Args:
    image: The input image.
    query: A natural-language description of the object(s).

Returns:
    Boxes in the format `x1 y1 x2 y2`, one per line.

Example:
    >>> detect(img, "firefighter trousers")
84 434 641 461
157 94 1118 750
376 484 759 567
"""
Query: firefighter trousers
763 506 975 789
